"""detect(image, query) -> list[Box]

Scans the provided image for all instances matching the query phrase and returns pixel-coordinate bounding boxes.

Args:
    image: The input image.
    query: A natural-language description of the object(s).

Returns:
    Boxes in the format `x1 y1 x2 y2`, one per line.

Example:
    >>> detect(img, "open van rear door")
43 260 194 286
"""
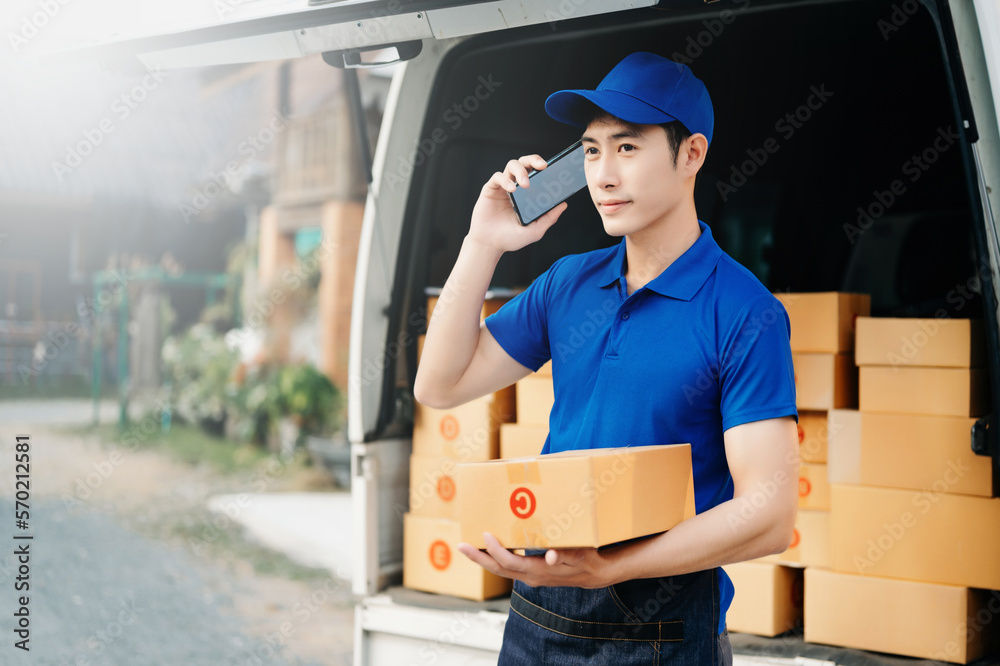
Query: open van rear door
32 0 661 599
39 0 658 69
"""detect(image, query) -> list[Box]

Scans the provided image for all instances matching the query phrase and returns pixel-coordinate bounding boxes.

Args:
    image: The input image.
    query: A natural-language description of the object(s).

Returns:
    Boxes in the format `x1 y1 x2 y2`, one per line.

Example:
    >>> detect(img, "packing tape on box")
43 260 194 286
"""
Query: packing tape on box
506 460 542 484
510 523 548 549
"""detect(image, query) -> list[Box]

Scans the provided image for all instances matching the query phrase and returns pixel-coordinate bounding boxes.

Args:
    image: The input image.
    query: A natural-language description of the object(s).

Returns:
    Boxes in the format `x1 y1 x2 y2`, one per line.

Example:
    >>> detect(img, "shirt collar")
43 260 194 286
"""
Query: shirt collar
598 220 724 301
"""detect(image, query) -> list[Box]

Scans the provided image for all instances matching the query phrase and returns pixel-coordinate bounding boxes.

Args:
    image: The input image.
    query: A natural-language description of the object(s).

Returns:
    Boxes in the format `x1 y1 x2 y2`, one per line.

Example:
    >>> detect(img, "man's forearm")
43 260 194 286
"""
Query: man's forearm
603 495 795 585
414 236 504 406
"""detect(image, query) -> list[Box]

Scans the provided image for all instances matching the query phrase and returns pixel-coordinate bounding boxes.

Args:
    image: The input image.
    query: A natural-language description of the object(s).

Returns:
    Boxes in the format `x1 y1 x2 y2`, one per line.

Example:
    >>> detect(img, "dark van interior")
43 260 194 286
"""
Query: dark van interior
390 0 998 494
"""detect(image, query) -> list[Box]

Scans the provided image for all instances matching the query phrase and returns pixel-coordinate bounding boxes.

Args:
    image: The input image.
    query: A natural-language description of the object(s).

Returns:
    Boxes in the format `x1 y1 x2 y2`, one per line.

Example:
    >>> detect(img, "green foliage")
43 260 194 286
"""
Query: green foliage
271 363 343 437
161 324 343 449
161 323 238 428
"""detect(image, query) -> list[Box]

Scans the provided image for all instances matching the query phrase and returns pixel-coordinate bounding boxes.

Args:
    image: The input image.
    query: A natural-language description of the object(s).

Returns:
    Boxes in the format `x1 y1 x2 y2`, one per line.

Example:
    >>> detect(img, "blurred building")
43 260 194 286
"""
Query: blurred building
0 51 385 394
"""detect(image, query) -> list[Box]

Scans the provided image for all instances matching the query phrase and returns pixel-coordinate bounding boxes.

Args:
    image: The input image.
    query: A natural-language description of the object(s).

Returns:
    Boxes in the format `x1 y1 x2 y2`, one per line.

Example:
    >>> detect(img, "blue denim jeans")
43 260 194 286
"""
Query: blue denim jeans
498 567 732 665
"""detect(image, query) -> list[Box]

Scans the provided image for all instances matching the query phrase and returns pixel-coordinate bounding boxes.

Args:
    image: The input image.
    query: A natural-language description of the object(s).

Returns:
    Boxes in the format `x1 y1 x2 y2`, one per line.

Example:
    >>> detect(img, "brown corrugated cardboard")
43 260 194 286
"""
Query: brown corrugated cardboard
855 317 985 368
412 389 515 461
774 292 870 353
793 353 858 410
828 410 991 497
830 484 1000 590
409 454 462 519
805 568 998 663
758 509 829 568
426 294 509 322
859 366 989 417
723 562 803 637
799 463 830 510
797 411 828 463
515 375 554 427
499 423 548 459
402 513 512 601
456 444 692 549
826 409 861 486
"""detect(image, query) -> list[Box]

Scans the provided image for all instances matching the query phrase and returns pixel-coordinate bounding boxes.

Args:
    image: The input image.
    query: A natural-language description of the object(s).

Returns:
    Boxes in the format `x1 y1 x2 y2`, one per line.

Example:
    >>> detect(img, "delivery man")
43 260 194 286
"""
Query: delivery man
414 52 799 665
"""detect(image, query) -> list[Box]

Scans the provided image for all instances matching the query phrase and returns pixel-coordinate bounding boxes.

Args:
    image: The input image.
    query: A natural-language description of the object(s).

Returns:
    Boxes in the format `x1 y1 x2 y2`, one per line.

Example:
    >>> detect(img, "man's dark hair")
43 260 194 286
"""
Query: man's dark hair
579 103 692 166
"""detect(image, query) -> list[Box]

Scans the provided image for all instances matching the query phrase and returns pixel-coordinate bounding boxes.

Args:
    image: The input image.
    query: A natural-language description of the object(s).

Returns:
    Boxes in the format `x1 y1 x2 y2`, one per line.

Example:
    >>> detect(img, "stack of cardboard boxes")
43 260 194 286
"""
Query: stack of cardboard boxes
500 361 554 458
402 295 516 601
811 317 998 663
723 292 870 637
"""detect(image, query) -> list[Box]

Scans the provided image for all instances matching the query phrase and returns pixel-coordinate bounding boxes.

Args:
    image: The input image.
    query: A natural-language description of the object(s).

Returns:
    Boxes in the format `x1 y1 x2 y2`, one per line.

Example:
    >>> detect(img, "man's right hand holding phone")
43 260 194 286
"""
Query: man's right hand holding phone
467 154 568 255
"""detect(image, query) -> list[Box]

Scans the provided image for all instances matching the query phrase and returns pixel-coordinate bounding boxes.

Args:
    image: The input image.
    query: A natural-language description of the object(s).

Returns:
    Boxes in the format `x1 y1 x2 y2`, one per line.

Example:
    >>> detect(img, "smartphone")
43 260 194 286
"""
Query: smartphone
509 141 587 225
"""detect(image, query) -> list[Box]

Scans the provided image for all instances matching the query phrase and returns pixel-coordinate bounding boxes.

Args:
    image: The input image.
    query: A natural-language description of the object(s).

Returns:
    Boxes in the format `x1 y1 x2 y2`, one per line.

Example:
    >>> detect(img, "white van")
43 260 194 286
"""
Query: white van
55 1 1000 663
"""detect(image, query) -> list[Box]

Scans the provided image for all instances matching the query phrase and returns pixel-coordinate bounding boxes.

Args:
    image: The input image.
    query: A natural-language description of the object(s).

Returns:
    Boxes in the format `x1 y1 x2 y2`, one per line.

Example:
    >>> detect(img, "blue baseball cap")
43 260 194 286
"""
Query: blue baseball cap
545 52 714 147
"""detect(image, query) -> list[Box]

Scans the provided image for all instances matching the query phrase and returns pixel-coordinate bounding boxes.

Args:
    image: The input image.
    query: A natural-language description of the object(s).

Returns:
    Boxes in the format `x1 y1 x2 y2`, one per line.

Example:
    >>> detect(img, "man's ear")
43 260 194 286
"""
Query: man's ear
681 133 708 176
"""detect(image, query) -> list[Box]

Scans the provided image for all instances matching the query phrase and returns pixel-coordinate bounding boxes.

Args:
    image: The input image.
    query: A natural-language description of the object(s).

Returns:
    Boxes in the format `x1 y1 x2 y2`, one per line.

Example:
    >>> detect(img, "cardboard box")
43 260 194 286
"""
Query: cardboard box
859 366 989 417
793 353 858 410
758 509 829 568
456 444 692 549
515 375 554 427
826 409 861 489
402 513 512 601
723 561 803 637
805 568 998 663
797 410 828 463
798 463 830 510
774 292 870 353
499 423 548 459
855 317 985 368
409 454 463 519
830 484 1000 590
536 360 552 376
412 390 514 461
426 294 508 323
828 410 992 497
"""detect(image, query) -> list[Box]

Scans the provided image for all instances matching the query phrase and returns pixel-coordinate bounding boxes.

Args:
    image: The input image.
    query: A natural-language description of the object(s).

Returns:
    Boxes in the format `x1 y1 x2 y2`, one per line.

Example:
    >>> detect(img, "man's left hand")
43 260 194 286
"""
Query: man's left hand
456 533 621 588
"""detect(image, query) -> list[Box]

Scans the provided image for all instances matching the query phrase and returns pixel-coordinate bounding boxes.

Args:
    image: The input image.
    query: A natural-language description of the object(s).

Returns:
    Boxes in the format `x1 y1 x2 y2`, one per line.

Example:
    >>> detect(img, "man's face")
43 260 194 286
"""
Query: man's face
581 117 686 238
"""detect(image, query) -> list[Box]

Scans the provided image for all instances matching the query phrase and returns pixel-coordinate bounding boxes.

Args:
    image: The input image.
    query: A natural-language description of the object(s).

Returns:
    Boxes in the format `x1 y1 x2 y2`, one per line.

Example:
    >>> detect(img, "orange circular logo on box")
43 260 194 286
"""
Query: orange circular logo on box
797 425 805 444
789 527 801 549
429 540 451 570
439 415 459 440
509 487 536 519
437 475 456 502
798 477 811 497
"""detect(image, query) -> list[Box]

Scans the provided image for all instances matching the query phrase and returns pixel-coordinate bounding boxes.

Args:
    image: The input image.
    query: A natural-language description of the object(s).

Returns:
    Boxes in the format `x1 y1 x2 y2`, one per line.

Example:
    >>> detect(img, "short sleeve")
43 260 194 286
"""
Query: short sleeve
484 258 566 372
719 294 799 432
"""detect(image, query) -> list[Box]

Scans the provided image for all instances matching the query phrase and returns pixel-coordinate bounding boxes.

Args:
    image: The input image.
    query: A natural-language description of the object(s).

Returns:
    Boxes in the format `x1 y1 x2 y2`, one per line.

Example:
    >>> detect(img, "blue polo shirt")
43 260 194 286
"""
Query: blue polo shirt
484 219 798 636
